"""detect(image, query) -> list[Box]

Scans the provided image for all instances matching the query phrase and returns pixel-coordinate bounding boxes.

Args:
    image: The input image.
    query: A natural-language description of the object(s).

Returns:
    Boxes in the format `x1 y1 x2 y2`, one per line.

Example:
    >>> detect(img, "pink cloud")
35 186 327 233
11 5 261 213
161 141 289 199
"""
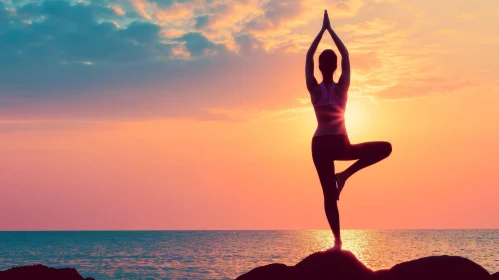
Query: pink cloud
110 4 126 16
337 18 396 36
374 77 474 100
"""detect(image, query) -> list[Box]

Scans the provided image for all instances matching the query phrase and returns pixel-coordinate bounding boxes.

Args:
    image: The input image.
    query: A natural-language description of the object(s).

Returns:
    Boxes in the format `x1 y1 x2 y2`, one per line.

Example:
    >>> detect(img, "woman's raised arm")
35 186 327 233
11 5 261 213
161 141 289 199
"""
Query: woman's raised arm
305 11 329 94
327 24 350 97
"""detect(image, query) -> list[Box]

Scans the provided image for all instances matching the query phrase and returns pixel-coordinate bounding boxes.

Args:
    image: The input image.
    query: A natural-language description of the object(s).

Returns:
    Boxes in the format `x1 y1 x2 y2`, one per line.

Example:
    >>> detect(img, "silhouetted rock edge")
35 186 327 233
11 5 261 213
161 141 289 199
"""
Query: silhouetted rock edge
0 264 95 280
237 250 496 280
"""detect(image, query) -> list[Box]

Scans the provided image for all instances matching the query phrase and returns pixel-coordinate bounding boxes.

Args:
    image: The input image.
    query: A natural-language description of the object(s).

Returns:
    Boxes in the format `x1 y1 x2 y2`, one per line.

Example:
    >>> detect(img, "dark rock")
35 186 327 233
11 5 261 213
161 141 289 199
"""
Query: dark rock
294 250 372 280
237 250 372 280
237 263 290 280
372 269 393 280
237 250 493 280
388 255 490 280
0 264 95 280
490 272 499 279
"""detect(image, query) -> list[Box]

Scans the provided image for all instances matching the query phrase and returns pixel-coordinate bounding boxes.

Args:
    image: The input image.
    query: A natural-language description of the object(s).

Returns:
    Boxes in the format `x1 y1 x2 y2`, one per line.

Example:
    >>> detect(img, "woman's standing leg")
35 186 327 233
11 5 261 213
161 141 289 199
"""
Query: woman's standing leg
312 137 342 248
336 141 392 194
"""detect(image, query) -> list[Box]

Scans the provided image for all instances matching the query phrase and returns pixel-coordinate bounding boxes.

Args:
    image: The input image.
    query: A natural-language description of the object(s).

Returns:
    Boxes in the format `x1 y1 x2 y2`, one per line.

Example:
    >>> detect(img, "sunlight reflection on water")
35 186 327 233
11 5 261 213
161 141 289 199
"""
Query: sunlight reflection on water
0 230 497 279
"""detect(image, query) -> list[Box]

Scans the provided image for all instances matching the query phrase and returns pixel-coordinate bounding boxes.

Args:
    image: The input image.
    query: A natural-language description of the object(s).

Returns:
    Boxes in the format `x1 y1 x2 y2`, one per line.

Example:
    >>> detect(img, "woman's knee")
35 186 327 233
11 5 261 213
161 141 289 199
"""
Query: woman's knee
383 142 392 157
374 141 391 159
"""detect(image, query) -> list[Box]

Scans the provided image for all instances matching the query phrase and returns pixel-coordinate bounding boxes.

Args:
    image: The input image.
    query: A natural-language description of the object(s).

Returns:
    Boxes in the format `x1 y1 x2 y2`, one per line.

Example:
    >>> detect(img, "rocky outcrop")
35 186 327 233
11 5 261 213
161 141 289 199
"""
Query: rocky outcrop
0 264 95 280
237 250 495 280
387 255 490 280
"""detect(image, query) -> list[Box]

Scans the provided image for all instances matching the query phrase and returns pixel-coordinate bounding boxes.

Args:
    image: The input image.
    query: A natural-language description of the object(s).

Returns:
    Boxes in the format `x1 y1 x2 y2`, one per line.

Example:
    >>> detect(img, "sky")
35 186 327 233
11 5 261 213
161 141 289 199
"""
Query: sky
1 0 498 230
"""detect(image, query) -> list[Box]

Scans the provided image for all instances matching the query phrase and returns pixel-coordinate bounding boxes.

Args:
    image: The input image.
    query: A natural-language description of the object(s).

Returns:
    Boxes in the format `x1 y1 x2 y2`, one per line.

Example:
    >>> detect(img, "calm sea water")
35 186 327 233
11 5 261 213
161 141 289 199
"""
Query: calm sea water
0 230 497 279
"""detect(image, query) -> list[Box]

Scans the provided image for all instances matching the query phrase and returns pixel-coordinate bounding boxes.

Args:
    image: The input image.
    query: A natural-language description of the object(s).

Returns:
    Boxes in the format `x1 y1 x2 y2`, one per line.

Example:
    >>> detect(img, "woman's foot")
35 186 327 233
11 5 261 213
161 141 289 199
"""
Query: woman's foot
335 172 346 197
332 240 342 251
324 241 342 252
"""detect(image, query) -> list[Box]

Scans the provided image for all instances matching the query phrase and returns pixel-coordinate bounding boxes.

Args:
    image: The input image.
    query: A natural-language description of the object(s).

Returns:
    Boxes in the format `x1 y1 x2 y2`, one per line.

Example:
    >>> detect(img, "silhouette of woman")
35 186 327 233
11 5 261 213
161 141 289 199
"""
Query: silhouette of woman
306 10 392 250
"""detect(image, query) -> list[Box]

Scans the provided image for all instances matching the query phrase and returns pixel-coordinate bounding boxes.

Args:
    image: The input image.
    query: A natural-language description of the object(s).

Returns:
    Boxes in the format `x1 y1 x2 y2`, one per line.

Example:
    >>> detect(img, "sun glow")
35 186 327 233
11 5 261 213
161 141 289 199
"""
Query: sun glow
344 101 366 136
302 100 368 138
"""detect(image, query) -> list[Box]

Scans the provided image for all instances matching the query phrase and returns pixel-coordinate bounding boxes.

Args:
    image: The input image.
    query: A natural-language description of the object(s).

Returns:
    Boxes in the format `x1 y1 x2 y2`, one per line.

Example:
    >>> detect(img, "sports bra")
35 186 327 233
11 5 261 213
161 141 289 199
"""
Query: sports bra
312 82 347 137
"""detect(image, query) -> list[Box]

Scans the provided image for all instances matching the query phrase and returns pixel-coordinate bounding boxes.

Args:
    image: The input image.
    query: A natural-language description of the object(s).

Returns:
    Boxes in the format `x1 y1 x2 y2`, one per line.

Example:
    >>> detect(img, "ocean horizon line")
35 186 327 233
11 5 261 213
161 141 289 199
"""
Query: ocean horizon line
1 228 498 232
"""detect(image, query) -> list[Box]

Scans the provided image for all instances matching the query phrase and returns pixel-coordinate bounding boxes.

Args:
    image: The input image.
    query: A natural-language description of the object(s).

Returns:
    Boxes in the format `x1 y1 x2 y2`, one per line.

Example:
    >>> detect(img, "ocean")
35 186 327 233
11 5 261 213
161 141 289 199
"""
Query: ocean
0 230 497 279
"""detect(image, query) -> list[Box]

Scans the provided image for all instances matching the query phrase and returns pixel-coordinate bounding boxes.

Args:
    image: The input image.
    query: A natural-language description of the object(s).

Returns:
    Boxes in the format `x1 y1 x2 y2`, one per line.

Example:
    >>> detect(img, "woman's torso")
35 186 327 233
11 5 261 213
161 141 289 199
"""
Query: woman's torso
312 82 347 137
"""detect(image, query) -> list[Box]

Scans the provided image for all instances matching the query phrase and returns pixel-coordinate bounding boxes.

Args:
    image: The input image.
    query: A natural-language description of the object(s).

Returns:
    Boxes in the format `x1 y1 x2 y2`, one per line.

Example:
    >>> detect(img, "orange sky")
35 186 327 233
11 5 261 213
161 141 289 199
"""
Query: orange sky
1 0 498 229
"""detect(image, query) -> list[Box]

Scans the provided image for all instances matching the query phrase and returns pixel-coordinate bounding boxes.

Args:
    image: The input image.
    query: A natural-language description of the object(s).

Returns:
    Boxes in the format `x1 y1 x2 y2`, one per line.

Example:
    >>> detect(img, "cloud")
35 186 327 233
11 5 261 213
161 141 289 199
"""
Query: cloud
0 16 309 122
0 0 190 106
0 120 114 134
120 21 162 42
374 77 473 100
459 13 476 21
369 0 398 3
129 0 153 20
129 0 200 22
234 33 265 55
175 32 226 56
331 0 366 17
326 16 461 100
0 0 494 123
263 0 304 27
350 51 381 72
110 4 126 16
194 15 209 29
336 18 396 36
122 0 368 55
242 0 366 36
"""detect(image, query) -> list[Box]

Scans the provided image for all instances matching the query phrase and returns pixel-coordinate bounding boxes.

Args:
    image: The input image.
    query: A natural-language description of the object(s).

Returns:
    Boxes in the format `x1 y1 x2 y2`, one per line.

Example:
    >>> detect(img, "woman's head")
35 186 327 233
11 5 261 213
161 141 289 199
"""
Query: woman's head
318 49 337 77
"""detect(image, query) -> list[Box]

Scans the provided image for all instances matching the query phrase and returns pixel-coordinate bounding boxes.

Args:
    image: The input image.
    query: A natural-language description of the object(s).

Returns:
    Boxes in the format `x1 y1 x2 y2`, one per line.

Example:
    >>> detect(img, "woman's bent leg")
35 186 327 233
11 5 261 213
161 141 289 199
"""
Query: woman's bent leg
338 141 392 181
